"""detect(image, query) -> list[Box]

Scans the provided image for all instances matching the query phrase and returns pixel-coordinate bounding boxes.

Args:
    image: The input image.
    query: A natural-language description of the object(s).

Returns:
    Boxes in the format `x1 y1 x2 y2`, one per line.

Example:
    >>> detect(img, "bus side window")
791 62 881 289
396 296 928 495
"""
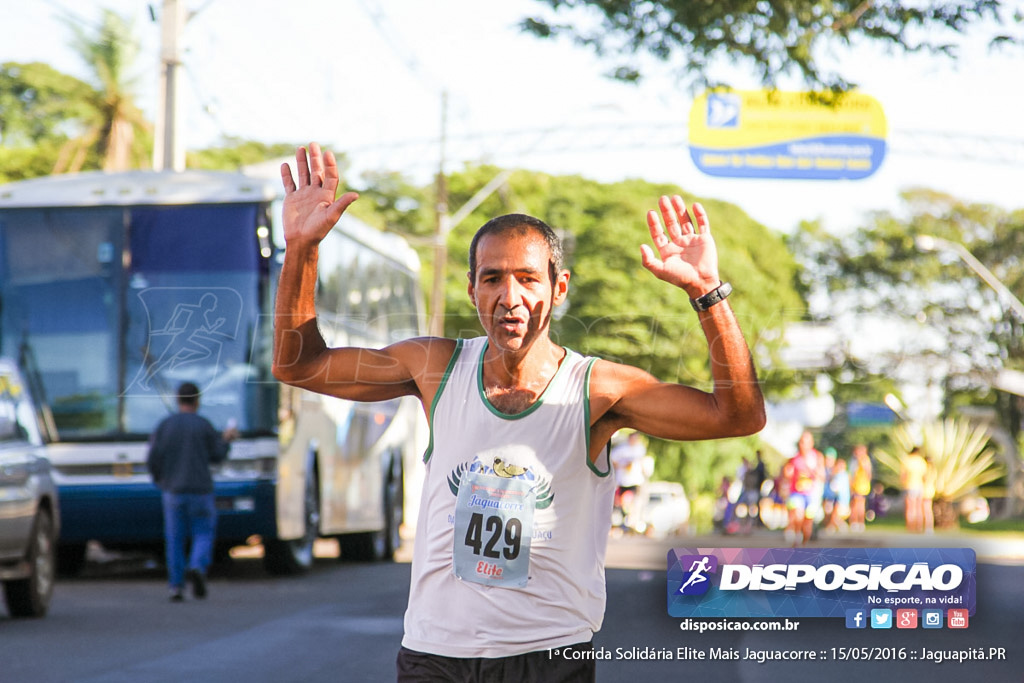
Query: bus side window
389 267 418 342
347 249 369 328
334 243 356 320
366 263 388 339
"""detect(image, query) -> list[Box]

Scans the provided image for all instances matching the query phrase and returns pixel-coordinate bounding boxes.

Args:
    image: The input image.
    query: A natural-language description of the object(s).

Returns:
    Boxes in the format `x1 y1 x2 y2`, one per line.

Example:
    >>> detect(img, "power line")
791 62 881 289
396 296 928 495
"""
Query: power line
355 0 443 95
182 61 231 143
343 123 1024 173
890 129 1024 165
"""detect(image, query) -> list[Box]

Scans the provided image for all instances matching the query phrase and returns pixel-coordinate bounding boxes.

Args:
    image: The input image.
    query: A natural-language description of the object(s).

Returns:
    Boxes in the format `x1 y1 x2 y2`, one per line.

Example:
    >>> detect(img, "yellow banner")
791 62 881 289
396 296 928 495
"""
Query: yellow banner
688 90 887 180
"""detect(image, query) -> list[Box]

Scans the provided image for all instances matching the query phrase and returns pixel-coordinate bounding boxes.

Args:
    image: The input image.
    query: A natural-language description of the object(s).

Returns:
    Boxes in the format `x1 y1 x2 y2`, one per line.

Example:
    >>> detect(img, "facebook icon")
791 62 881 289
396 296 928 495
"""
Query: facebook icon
846 609 867 629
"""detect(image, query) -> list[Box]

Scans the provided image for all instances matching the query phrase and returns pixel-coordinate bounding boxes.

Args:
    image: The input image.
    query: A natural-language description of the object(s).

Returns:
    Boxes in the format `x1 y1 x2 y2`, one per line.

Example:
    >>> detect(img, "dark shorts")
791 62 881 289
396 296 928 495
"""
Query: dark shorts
396 642 596 683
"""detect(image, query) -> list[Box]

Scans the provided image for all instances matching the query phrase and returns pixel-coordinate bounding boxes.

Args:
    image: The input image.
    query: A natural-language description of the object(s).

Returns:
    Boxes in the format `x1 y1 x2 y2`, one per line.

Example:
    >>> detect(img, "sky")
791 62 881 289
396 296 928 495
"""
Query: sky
3 0 1023 237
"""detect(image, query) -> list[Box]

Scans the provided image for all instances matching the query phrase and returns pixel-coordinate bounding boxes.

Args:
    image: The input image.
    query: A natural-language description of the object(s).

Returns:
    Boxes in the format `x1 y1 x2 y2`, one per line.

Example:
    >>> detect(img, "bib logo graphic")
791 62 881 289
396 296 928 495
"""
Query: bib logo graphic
447 456 554 509
677 555 718 595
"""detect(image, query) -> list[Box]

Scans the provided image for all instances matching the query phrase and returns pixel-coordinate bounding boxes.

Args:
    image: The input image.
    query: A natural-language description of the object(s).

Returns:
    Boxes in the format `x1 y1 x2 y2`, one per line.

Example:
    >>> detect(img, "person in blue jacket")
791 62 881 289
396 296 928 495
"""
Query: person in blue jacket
147 381 237 601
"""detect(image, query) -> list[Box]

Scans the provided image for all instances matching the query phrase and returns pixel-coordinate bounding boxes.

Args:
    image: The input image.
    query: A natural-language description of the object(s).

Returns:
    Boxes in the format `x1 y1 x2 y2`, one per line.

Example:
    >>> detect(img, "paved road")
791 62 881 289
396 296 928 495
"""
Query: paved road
3 549 407 683
2 534 1021 682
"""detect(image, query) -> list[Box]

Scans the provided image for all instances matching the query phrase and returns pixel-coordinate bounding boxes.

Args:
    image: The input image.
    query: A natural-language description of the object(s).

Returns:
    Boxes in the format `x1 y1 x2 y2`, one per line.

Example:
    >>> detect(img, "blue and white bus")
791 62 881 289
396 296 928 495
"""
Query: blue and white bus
0 170 426 574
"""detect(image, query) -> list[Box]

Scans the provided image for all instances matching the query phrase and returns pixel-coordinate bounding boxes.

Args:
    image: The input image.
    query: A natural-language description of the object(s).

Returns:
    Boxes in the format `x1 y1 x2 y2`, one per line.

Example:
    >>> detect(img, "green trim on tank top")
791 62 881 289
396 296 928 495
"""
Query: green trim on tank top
475 340 572 420
583 358 611 477
422 338 466 464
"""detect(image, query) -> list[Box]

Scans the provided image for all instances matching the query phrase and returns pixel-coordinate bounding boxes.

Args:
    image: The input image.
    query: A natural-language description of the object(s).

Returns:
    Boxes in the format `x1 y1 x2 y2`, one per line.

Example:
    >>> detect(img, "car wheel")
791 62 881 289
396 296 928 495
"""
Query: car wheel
4 507 56 618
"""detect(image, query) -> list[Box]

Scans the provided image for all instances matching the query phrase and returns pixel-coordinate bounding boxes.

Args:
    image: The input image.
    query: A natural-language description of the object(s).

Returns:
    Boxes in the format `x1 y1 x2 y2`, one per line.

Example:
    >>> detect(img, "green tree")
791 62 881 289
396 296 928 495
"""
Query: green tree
351 170 434 240
521 1 1022 90
794 190 1024 422
60 9 151 172
188 138 300 171
0 62 95 182
0 62 94 146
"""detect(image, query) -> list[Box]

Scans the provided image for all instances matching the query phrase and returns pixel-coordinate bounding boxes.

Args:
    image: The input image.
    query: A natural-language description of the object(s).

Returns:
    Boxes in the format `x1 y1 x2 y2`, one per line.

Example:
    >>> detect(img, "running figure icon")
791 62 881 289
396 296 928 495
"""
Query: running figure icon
137 291 236 391
678 556 712 593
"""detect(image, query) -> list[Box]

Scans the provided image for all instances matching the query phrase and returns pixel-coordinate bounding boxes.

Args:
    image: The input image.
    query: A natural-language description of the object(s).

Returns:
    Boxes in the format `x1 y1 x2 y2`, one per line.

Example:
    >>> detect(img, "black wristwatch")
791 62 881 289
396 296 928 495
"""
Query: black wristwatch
689 281 732 312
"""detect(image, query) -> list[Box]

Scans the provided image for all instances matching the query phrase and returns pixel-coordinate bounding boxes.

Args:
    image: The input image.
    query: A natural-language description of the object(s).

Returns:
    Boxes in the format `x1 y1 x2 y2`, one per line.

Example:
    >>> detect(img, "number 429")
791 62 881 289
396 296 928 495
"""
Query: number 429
464 512 522 560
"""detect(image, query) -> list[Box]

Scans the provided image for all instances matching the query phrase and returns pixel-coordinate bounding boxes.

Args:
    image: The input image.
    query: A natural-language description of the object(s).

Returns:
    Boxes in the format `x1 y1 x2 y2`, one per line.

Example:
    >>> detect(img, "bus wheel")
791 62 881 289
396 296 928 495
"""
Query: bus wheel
339 464 403 562
263 468 320 575
4 508 57 617
382 464 404 558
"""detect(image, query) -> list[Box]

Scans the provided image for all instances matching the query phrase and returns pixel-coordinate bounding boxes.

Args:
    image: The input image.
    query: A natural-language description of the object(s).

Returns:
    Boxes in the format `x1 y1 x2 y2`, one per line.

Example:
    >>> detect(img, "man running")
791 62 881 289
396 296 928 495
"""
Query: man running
273 143 766 682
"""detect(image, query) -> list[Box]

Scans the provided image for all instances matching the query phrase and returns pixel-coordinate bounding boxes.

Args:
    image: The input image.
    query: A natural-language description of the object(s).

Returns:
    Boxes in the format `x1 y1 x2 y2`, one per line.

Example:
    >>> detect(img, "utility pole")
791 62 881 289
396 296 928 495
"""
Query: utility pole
428 91 450 337
426 93 516 337
153 0 186 171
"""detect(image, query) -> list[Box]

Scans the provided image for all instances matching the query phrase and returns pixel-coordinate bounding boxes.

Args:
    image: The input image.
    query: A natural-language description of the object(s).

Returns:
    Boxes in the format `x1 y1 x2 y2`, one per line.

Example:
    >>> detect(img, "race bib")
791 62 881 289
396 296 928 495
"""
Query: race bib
453 470 535 588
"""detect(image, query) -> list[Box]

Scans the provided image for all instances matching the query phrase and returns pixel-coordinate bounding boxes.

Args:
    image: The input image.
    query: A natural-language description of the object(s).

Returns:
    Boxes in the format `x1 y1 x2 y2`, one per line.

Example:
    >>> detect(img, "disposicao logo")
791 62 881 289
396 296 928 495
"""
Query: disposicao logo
667 548 976 619
676 555 718 596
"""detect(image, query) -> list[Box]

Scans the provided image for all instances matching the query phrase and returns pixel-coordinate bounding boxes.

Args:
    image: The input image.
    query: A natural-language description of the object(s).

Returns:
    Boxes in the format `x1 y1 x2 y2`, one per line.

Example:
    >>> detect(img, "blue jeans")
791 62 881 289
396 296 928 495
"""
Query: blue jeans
161 492 217 589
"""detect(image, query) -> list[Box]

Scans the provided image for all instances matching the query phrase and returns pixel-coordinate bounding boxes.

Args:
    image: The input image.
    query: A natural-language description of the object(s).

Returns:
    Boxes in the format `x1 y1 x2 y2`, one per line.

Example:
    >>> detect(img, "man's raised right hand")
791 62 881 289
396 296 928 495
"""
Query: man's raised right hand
279 142 359 248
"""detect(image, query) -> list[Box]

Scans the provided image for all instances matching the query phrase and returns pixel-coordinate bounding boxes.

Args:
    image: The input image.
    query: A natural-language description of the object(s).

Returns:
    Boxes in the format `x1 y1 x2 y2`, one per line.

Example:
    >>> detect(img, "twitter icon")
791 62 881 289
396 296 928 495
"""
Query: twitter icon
870 609 892 629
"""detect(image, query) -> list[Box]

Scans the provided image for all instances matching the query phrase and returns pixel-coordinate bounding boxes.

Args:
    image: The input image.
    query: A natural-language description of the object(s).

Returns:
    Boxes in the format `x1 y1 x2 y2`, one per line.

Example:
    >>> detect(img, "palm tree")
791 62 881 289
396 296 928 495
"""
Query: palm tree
876 419 1004 529
55 9 151 173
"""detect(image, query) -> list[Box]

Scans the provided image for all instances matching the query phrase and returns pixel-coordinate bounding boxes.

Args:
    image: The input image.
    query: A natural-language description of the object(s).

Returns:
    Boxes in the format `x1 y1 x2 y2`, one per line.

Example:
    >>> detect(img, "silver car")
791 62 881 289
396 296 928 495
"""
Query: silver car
0 359 59 618
637 481 690 538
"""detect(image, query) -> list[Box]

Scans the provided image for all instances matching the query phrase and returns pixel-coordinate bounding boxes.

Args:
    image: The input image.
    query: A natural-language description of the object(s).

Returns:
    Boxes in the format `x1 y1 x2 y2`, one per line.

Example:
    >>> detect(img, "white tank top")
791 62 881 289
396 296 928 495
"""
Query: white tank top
402 336 616 658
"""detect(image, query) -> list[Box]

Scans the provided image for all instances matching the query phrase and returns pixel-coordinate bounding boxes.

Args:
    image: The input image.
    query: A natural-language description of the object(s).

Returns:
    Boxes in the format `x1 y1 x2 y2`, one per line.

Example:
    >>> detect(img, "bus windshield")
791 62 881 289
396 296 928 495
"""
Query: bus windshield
0 203 276 440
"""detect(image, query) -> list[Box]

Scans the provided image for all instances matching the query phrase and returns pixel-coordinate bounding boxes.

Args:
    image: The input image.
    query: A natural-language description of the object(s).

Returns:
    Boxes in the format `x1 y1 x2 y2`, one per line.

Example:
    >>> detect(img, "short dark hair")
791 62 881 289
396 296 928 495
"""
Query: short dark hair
468 214 564 284
177 382 200 407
